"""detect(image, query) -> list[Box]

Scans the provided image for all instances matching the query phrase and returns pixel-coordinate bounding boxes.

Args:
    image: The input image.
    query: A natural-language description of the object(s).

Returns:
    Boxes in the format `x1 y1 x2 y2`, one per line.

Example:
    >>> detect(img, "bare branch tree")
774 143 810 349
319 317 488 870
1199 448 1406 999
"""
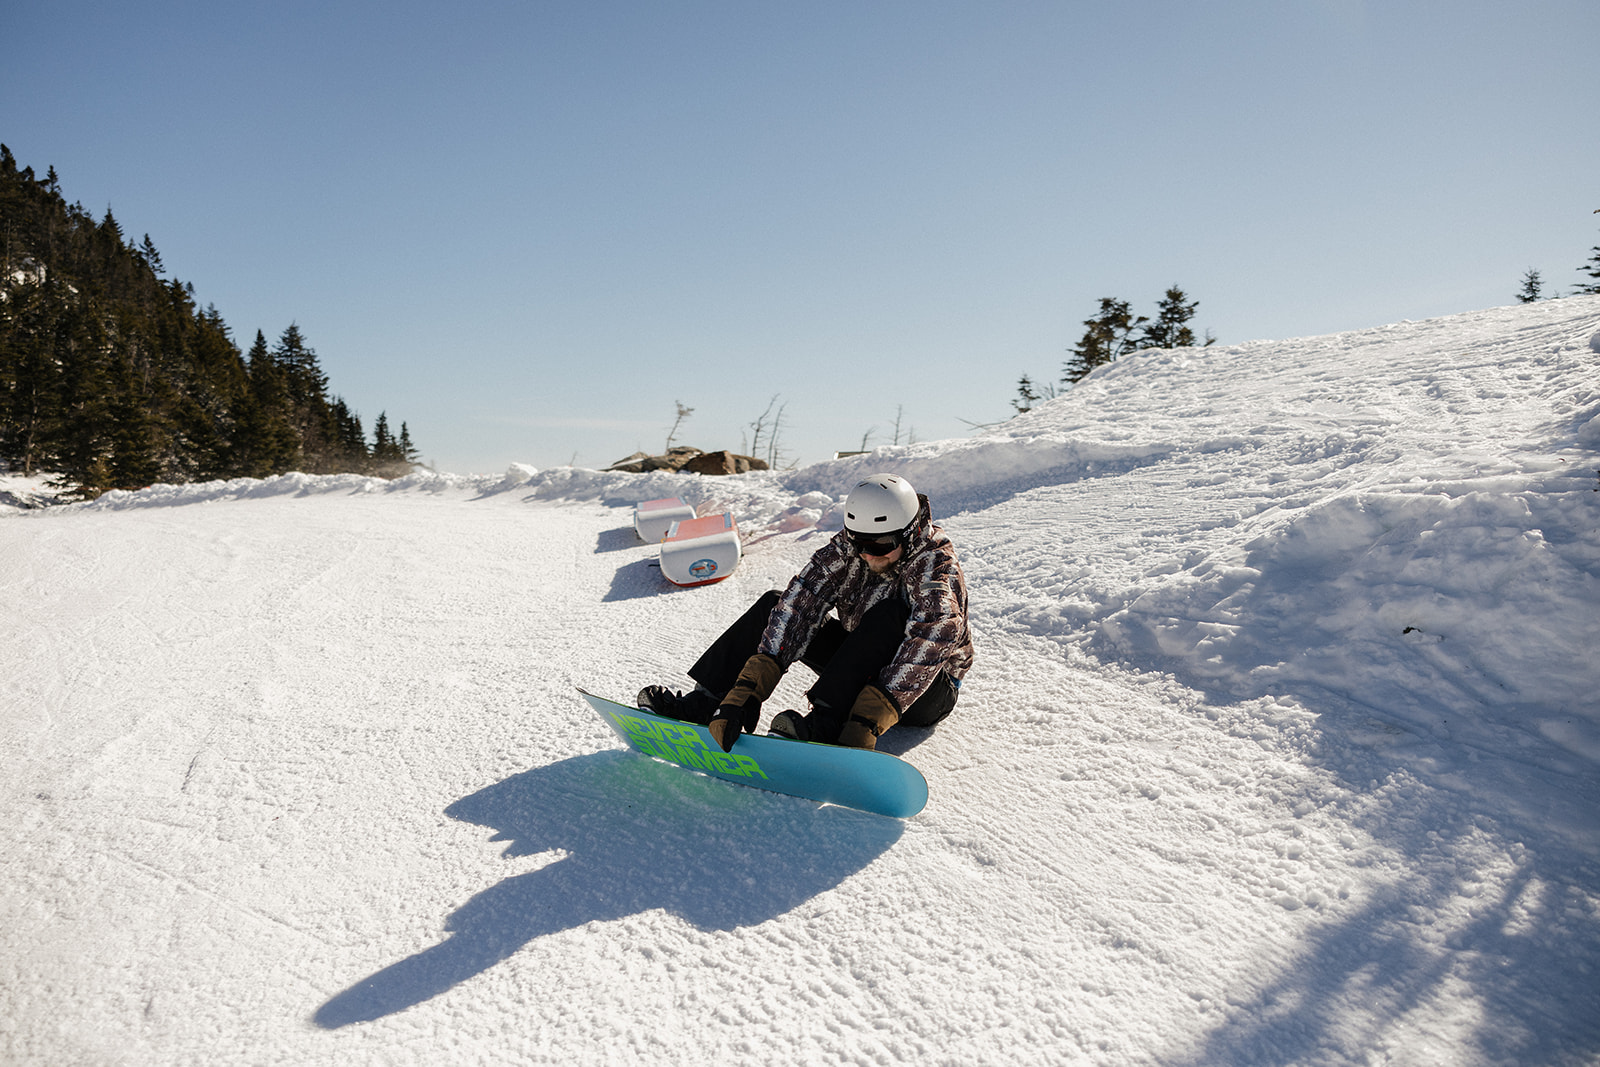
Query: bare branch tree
767 401 790 468
747 394 780 460
957 416 1006 431
665 400 693 451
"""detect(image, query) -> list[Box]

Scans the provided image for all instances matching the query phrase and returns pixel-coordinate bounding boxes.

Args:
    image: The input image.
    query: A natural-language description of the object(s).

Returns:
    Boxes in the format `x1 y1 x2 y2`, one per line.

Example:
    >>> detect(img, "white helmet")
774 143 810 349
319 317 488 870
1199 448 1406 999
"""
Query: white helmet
844 474 919 535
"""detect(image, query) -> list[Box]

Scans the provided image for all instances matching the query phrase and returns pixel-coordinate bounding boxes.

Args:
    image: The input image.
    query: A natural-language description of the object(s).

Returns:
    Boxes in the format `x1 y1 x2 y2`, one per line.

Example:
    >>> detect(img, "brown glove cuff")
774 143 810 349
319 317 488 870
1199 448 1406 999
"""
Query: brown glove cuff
721 653 782 708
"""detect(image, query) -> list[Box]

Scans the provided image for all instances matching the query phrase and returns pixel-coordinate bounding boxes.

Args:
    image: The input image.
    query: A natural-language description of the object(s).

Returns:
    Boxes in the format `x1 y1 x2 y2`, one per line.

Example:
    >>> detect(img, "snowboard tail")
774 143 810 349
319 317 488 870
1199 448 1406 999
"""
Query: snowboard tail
578 689 927 818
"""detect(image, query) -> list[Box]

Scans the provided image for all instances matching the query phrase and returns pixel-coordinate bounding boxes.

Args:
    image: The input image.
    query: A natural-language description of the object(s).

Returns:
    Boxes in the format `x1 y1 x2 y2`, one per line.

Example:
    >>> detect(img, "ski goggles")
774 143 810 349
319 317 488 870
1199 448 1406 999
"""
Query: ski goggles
847 529 903 556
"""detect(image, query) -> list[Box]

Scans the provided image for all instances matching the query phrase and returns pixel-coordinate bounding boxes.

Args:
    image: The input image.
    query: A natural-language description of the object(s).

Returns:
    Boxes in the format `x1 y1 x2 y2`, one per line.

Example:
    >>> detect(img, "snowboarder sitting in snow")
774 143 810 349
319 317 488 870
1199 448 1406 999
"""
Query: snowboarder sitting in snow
639 473 974 753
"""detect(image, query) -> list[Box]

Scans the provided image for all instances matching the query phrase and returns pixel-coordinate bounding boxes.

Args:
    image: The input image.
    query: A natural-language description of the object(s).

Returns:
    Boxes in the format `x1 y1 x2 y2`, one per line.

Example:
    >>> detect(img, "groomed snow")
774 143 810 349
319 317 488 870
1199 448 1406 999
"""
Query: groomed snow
3 297 1598 1065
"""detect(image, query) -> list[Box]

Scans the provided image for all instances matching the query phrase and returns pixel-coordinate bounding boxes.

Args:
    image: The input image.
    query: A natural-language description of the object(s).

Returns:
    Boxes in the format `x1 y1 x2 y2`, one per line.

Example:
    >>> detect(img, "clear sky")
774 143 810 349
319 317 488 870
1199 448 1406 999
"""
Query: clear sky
4 1 1596 473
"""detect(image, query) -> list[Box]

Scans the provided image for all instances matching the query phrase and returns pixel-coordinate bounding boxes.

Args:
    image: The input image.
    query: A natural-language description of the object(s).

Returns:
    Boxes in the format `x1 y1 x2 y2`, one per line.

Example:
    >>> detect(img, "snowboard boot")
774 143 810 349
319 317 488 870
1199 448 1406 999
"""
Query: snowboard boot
767 710 812 742
636 685 719 725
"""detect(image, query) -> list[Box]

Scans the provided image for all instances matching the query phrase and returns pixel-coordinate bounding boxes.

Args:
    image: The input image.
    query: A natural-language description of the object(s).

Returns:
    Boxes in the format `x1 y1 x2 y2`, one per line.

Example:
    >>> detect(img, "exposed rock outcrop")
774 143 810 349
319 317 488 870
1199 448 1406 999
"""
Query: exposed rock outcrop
607 447 768 476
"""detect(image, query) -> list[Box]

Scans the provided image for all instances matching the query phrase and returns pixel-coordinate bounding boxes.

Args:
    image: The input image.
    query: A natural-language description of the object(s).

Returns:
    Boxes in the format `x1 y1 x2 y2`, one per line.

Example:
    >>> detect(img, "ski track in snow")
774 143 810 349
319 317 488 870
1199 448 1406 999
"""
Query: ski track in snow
3 298 1599 1065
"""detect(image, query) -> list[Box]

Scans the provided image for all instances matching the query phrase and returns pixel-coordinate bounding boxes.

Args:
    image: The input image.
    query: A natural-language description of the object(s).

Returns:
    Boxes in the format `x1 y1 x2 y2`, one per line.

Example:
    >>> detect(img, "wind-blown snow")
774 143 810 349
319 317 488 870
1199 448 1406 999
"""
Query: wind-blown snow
4 298 1598 1065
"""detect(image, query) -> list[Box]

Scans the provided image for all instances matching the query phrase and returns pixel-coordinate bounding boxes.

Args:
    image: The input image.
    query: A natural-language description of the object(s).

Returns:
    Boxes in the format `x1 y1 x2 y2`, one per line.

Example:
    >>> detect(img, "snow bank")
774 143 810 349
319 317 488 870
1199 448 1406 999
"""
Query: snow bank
842 299 1600 768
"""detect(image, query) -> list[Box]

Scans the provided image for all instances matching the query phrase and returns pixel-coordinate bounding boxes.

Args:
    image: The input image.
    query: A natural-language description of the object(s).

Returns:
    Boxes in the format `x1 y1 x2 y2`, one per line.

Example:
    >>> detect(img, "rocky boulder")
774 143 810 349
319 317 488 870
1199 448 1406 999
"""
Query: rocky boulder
682 450 770 476
606 447 704 473
607 447 768 476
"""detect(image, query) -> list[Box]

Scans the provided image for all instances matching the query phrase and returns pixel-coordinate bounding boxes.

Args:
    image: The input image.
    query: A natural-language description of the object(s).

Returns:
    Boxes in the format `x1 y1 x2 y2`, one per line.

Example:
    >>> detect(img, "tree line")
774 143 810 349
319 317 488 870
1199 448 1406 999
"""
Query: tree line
1517 210 1600 303
1018 208 1600 415
1014 285 1211 414
0 145 416 497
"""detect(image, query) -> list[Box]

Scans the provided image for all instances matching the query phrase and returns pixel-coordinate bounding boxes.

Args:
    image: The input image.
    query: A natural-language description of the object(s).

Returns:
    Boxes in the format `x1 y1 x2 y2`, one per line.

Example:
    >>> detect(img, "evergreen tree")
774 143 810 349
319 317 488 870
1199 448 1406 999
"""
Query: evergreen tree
271 323 335 469
1138 286 1202 349
1013 374 1040 414
226 387 270 478
1063 297 1147 384
328 398 368 471
1577 216 1600 295
398 422 418 466
105 348 162 489
232 330 297 476
272 323 328 408
371 410 394 456
182 303 249 479
49 296 116 494
1518 269 1543 303
245 330 270 372
370 410 412 476
0 278 66 475
138 234 163 275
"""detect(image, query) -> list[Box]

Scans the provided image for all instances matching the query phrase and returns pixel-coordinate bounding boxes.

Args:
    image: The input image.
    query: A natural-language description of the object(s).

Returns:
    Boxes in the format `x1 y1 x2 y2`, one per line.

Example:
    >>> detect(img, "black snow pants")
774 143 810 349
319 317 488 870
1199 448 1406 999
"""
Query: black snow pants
687 590 958 742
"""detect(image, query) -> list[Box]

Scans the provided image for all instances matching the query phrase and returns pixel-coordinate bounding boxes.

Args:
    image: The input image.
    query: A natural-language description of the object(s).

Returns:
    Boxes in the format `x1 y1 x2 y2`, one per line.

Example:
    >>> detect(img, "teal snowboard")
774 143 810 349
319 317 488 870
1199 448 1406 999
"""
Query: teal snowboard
578 689 928 818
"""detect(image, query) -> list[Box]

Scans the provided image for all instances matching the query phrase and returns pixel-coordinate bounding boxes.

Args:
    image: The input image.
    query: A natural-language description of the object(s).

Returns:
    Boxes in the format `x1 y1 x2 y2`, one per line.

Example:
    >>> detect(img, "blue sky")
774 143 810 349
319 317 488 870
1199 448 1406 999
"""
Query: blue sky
4 1 1597 473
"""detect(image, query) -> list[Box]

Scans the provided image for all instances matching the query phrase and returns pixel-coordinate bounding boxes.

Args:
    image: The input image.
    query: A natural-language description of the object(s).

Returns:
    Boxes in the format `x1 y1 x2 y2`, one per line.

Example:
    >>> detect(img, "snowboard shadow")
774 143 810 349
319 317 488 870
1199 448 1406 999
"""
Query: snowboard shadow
313 750 902 1028
602 557 724 601
601 558 666 601
594 527 645 554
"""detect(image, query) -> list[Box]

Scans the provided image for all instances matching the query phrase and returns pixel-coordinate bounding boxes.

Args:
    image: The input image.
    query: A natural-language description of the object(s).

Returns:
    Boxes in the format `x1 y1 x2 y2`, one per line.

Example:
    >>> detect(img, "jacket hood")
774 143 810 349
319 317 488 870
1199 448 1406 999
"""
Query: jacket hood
902 494 936 552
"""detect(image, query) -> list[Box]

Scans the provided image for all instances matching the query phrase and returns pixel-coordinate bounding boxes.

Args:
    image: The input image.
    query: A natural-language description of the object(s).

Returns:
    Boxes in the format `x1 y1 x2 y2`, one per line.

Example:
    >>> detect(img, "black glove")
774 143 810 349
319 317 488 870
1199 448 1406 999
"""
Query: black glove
707 707 750 752
708 654 782 751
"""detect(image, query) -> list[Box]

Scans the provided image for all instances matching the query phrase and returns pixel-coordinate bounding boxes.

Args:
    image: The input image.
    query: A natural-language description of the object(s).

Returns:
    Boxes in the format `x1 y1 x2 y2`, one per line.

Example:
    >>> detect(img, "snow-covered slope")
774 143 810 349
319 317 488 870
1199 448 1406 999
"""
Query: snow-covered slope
4 298 1598 1065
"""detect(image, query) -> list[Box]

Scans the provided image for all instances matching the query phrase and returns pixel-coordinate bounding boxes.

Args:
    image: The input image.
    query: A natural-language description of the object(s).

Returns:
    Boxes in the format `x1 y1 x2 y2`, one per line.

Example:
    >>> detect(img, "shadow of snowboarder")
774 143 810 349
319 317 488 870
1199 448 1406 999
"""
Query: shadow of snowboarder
314 750 902 1027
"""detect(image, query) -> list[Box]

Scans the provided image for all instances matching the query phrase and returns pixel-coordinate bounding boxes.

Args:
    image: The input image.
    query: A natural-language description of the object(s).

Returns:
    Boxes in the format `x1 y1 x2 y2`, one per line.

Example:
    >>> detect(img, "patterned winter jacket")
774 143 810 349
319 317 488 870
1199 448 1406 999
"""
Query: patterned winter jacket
758 495 974 712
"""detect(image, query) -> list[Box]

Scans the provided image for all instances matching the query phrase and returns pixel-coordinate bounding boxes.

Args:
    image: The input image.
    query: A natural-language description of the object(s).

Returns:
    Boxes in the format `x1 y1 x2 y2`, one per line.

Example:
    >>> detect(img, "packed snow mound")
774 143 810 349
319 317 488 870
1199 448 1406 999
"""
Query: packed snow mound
811 298 1600 765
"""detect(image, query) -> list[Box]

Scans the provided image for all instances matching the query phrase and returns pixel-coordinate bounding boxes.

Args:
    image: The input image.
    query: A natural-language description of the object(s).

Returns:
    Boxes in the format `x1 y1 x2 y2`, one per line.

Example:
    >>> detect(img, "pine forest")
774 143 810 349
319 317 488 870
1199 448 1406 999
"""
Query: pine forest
0 145 416 497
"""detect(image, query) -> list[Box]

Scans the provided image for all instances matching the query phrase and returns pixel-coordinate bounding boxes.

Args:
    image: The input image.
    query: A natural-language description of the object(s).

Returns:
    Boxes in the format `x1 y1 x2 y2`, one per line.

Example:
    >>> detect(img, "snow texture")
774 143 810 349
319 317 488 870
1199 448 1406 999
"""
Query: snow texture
4 297 1599 1065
